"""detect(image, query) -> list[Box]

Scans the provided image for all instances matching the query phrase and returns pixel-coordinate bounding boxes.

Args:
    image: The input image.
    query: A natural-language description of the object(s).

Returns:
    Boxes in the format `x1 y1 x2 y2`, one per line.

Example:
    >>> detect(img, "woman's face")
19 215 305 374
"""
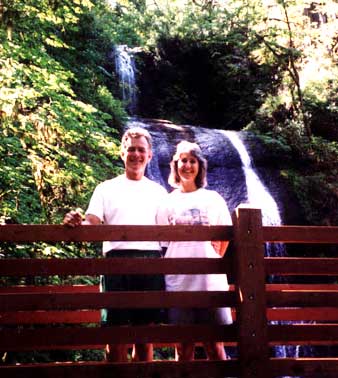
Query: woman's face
177 152 199 185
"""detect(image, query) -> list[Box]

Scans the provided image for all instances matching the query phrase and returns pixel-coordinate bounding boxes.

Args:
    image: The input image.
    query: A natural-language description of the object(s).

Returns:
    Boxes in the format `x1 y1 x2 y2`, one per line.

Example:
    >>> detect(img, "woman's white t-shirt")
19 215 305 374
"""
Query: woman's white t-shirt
157 188 232 291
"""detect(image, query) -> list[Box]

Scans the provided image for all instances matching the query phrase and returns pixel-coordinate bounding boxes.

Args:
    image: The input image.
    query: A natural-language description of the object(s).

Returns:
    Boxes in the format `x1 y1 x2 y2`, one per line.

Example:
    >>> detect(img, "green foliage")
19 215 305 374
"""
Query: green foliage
303 80 338 141
247 130 293 158
0 126 43 224
249 79 337 226
0 0 127 230
255 124 338 225
283 167 338 226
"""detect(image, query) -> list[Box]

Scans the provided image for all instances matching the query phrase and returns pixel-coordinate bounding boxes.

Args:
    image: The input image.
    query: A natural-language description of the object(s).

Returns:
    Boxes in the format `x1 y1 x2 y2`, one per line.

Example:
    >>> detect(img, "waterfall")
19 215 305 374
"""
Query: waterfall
114 45 137 114
221 130 281 225
221 130 285 258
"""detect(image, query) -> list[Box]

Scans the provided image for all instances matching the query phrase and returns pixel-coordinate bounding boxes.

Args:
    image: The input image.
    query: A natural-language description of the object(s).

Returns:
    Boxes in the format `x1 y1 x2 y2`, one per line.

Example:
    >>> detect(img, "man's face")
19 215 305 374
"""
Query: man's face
120 136 152 180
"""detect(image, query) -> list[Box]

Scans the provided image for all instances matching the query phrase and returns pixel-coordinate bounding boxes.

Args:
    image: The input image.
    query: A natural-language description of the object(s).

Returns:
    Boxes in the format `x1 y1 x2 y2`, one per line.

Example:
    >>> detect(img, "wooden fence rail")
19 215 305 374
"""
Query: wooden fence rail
0 206 338 378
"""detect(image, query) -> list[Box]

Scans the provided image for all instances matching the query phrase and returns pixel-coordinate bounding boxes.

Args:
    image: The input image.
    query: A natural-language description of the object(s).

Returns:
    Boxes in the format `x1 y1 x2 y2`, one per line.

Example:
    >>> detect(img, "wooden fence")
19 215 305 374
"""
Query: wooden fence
0 206 338 377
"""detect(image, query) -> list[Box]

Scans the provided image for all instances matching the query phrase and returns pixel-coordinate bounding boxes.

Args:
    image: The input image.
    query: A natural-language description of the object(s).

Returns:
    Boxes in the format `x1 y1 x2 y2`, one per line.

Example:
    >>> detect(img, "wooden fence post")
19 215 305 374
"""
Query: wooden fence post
232 205 270 378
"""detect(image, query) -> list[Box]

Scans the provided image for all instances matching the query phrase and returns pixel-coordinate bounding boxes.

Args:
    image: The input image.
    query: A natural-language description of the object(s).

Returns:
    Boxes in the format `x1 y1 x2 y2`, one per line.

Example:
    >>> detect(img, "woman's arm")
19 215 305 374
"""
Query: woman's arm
211 240 229 257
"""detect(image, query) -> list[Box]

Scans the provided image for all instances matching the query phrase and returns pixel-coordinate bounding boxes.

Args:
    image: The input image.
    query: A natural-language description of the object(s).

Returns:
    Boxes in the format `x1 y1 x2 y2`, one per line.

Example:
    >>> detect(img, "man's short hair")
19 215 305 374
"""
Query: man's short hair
121 127 152 149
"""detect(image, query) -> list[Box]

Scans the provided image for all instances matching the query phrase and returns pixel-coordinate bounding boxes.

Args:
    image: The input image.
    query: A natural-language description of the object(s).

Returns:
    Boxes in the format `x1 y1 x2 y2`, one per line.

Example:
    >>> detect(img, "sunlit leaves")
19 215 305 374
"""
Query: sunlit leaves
0 0 125 228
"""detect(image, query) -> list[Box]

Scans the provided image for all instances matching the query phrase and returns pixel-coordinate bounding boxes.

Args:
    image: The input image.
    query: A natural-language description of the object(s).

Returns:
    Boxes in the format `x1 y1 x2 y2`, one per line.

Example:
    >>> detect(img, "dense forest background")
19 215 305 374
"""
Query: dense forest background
0 0 337 246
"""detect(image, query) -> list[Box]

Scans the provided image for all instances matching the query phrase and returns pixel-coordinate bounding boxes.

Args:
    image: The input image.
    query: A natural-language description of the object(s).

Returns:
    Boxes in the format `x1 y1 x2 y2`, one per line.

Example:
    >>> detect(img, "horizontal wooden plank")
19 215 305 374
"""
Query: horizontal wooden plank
267 290 338 307
0 310 101 324
0 291 236 311
2 307 338 325
269 358 338 378
3 323 338 352
2 284 338 325
2 256 338 277
0 360 239 378
0 324 237 351
266 283 338 291
267 307 338 322
3 256 338 277
265 257 338 275
0 257 232 276
268 324 338 344
0 224 233 243
263 225 338 243
1 224 336 244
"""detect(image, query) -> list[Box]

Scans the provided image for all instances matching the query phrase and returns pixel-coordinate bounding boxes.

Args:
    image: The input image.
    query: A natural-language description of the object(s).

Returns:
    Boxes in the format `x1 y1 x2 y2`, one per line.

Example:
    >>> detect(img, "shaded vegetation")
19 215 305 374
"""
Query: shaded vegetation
137 36 282 128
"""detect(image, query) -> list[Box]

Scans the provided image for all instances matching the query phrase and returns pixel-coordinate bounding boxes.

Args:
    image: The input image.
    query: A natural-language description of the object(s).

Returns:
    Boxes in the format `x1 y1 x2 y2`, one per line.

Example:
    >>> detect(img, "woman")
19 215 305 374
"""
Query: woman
157 140 232 361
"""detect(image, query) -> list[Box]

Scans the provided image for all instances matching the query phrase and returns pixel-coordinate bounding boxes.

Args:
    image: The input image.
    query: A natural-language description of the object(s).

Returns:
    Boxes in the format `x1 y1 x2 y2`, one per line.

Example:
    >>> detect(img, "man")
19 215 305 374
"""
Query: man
63 127 167 362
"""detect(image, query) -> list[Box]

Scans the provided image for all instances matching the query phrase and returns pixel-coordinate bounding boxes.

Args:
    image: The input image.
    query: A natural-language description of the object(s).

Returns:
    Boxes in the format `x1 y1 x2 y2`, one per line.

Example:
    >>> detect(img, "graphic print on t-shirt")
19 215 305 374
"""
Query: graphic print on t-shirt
169 208 209 225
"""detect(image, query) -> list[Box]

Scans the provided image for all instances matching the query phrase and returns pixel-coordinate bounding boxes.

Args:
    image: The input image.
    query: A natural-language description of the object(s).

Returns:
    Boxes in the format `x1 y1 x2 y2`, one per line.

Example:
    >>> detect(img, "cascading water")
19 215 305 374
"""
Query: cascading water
220 130 281 224
221 130 286 257
114 45 137 114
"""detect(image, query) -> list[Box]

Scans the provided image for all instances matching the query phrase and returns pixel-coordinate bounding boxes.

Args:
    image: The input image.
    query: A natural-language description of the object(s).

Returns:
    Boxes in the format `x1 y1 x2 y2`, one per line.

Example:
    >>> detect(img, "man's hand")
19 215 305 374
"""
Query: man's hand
63 210 83 227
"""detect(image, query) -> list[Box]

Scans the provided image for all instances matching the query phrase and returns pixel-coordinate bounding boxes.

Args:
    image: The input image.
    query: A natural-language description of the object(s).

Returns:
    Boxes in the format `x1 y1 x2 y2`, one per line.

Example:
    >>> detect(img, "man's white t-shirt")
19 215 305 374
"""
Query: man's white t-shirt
86 174 167 254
